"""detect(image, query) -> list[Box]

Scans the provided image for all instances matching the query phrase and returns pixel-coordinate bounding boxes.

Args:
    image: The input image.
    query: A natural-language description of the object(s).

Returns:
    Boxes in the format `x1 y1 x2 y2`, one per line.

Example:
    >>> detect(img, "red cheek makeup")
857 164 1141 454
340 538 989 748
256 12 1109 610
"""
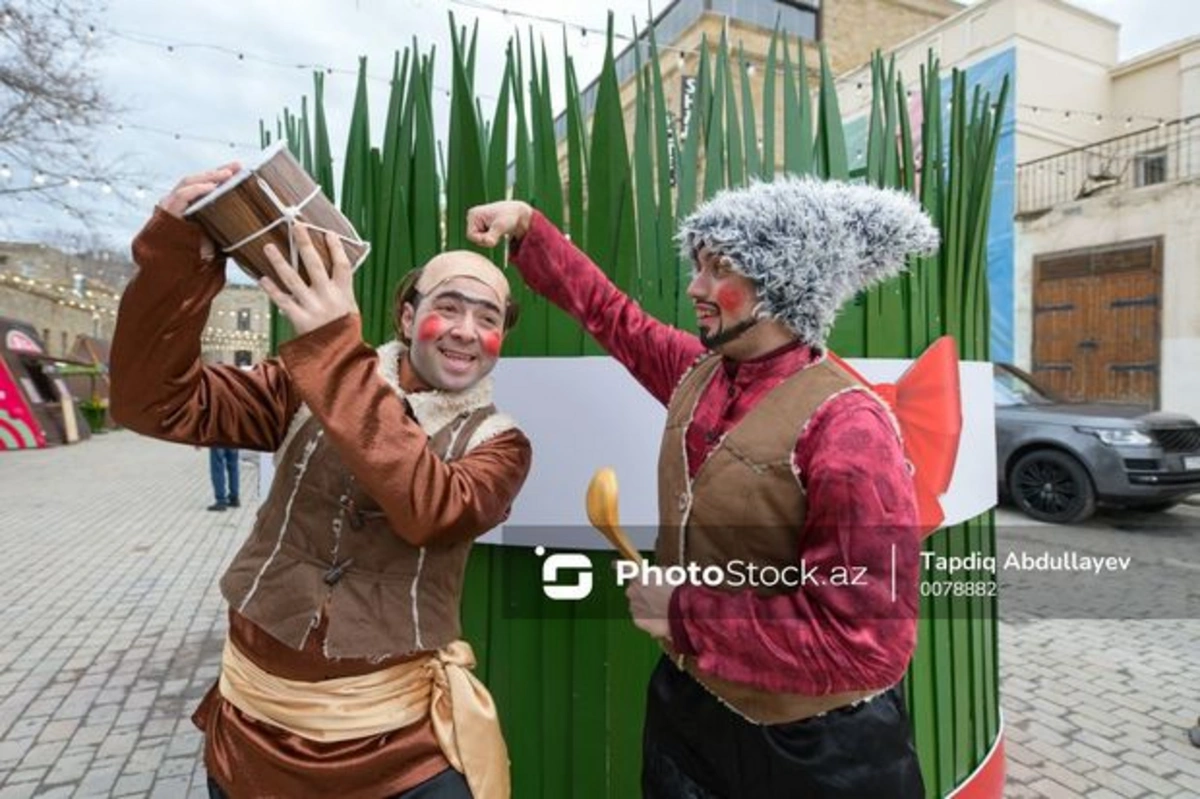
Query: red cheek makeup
480 331 502 358
716 283 748 313
417 317 446 342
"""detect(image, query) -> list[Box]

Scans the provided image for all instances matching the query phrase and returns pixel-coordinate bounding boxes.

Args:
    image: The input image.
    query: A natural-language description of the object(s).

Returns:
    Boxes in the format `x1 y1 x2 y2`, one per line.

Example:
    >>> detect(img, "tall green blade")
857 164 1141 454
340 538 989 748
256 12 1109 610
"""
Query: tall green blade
864 55 907 357
506 36 539 356
761 23 779 180
299 98 313 173
313 72 335 200
533 40 564 228
897 73 926 352
534 37 574 355
730 43 753 185
882 56 900 186
411 52 440 266
782 35 801 174
511 36 534 202
813 43 848 180
341 58 372 232
445 12 487 252
369 51 408 342
586 14 638 331
467 19 479 83
704 31 728 198
647 19 676 324
342 59 372 306
486 56 512 213
563 43 588 246
920 58 945 343
866 53 885 184
633 53 659 308
795 36 814 176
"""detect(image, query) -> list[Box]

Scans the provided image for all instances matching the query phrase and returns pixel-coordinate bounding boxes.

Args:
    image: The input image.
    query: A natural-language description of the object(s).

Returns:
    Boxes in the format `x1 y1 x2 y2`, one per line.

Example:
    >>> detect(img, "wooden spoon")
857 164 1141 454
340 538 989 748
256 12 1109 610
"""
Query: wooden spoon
585 467 643 563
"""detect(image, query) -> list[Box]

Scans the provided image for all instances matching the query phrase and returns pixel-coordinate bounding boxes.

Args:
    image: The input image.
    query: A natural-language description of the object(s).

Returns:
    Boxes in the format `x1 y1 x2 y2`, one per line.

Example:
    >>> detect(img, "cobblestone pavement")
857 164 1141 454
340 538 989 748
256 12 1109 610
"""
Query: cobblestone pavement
0 431 1197 797
997 506 1200 798
0 432 252 799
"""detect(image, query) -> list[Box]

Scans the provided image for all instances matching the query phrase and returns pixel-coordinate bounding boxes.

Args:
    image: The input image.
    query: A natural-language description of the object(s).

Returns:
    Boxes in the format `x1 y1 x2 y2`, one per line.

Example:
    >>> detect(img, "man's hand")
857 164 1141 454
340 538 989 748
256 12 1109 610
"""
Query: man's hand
157 163 241 218
626 579 676 642
259 226 359 336
156 162 242 260
466 201 534 248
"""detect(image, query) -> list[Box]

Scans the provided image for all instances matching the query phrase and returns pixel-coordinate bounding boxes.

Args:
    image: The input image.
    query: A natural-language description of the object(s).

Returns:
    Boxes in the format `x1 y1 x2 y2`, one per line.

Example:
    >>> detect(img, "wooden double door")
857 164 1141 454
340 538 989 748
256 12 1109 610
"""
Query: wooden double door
1032 237 1162 406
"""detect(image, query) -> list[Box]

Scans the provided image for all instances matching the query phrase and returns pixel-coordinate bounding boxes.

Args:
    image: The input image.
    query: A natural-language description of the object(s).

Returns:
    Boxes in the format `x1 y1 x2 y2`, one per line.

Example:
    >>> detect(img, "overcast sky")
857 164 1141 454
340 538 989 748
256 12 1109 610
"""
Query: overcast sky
1 0 1196 253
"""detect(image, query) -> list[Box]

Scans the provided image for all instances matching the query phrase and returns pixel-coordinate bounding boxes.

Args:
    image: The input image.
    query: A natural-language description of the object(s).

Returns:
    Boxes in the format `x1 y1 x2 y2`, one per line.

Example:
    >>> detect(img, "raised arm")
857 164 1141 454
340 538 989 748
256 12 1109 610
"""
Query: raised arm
110 167 301 451
257 225 531 547
467 202 706 406
279 313 531 546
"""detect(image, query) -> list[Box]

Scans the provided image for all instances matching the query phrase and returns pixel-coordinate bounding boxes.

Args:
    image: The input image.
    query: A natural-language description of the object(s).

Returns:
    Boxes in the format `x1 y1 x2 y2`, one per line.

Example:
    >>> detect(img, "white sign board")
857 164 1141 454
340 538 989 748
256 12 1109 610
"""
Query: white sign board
259 356 997 549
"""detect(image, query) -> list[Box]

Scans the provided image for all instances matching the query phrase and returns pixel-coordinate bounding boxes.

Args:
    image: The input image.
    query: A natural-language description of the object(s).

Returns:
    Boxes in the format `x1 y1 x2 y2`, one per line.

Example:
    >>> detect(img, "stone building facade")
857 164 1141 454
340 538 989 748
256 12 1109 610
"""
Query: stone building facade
0 240 270 368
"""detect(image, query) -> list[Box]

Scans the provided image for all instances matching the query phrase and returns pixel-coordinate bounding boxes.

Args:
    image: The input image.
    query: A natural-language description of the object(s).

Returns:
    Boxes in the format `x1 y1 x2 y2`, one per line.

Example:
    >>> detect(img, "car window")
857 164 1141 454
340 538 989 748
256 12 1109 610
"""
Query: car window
994 369 1055 406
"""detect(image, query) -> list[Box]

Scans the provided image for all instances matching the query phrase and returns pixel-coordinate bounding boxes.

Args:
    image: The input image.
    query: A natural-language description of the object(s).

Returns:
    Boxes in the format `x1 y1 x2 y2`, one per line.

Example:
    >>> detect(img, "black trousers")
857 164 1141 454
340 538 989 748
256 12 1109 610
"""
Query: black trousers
642 656 925 799
207 766 471 799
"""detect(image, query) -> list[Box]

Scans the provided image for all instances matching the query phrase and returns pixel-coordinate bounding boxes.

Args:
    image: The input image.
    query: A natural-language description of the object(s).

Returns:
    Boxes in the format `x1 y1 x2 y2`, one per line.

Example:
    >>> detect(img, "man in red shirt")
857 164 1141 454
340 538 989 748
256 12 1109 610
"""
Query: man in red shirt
468 177 938 798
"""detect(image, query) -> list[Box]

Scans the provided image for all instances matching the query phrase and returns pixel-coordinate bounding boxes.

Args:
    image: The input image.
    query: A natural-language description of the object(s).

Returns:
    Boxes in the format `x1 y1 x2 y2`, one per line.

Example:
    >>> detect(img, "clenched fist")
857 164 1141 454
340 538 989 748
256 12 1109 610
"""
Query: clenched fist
466 201 534 248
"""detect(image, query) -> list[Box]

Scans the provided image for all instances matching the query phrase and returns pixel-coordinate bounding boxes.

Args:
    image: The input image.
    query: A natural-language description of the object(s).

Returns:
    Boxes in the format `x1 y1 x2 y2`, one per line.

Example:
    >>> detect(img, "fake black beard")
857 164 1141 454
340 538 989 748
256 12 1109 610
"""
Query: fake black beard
699 316 759 349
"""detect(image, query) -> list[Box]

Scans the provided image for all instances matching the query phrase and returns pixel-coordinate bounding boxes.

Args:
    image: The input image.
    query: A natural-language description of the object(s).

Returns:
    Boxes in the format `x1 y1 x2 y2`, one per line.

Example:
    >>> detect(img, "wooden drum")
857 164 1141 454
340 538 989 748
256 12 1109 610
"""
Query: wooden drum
184 142 370 289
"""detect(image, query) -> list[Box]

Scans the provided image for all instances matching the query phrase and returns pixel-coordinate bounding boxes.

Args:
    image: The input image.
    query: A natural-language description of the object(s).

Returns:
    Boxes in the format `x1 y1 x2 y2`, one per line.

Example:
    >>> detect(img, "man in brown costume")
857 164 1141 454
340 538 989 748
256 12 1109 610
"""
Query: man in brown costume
111 164 530 799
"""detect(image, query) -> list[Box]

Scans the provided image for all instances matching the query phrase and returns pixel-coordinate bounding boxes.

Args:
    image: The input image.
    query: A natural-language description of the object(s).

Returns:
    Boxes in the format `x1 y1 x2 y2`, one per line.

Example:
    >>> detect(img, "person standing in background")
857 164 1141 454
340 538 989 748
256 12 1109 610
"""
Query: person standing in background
207 446 239 511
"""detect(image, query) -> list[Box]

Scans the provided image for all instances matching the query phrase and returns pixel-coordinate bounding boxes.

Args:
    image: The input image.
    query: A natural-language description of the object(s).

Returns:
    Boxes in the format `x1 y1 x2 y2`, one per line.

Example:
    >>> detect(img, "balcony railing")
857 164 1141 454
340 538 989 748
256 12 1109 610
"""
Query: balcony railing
1016 114 1200 215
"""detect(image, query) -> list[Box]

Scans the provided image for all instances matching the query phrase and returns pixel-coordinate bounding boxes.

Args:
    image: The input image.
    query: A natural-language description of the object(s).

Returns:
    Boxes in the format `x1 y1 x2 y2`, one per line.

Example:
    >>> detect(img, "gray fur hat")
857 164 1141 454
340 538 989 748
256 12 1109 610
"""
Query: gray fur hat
677 176 940 347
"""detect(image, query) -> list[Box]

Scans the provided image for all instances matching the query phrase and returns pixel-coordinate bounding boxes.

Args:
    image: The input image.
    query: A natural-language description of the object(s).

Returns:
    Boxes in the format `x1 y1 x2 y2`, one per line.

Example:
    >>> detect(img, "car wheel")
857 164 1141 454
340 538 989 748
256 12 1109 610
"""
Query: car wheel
1010 449 1097 524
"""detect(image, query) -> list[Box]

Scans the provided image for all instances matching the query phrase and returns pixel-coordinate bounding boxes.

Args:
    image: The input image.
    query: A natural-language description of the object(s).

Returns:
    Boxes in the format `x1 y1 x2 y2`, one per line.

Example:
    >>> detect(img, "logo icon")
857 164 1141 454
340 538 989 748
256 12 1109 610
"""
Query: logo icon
537 546 593 601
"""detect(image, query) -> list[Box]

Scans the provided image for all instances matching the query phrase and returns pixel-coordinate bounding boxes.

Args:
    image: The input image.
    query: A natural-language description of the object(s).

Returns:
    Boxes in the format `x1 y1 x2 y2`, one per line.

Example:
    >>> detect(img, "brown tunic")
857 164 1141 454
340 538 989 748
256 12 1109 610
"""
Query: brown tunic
111 209 531 798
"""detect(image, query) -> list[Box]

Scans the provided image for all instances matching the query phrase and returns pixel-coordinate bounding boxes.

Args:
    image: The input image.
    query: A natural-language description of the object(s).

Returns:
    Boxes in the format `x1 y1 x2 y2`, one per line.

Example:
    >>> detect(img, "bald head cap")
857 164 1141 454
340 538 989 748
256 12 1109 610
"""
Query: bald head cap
416 251 510 308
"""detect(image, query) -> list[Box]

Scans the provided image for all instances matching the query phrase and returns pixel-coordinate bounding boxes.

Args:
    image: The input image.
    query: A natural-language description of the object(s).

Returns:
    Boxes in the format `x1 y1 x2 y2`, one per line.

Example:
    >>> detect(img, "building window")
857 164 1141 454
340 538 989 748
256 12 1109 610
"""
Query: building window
1134 148 1167 187
237 308 252 331
61 331 68 355
42 328 51 347
234 350 253 367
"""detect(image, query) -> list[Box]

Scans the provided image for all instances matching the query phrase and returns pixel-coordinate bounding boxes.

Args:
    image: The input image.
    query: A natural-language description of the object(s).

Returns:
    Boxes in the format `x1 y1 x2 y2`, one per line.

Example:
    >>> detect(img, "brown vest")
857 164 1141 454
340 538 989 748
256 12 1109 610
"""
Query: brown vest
220 405 497 660
657 355 883 724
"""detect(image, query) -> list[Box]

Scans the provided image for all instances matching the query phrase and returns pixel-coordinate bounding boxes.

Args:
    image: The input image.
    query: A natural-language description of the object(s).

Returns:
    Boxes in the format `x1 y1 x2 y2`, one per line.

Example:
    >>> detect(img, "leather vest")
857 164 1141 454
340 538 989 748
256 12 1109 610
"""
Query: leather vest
657 355 884 723
221 343 515 660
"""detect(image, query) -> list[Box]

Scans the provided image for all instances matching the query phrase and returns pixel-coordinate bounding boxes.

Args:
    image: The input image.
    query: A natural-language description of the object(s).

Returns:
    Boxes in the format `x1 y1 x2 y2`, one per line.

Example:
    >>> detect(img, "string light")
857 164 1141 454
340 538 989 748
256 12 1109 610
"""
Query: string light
1016 103 1174 128
104 27 472 100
